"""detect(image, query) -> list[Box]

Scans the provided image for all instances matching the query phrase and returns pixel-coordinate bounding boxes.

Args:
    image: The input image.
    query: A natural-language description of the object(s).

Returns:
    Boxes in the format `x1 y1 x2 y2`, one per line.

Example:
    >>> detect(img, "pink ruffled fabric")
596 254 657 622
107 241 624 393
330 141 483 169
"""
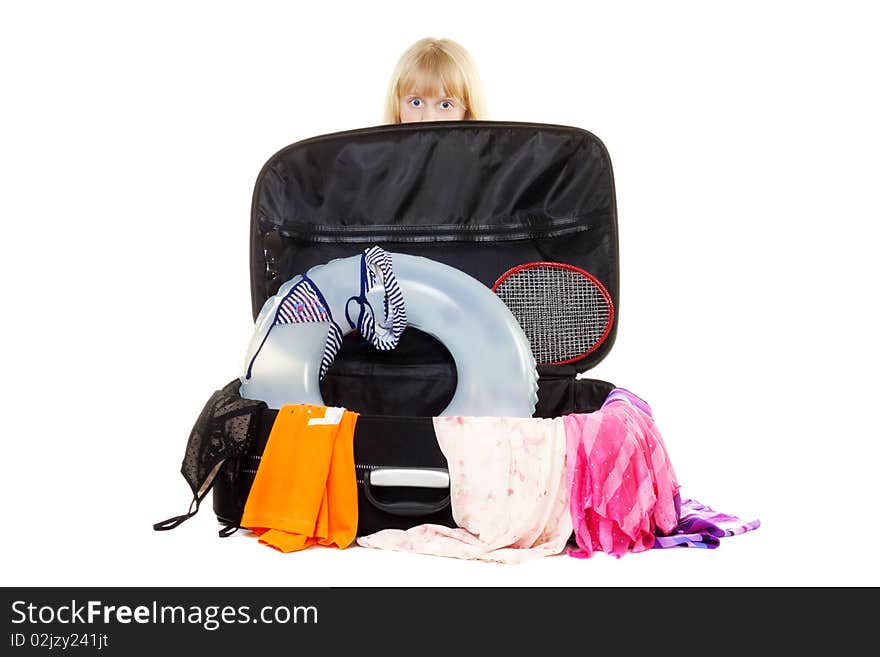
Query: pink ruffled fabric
564 398 680 558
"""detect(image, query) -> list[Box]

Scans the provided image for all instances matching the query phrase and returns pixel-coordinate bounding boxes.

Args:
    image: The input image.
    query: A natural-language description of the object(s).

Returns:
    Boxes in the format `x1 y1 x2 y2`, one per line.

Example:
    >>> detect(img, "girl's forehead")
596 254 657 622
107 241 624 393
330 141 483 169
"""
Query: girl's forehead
400 68 461 99
404 87 452 98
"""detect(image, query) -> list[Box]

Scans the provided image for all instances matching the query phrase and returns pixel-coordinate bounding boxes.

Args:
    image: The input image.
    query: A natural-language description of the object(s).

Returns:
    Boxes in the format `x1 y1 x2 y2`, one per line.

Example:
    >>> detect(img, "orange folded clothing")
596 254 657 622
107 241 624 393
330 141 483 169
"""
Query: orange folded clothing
240 404 359 553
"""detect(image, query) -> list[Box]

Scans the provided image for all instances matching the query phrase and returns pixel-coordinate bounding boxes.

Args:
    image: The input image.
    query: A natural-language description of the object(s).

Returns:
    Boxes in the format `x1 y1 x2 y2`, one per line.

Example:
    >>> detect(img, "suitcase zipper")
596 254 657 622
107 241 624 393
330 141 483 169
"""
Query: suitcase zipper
242 458 393 485
241 453 261 476
263 214 595 244
356 463 388 485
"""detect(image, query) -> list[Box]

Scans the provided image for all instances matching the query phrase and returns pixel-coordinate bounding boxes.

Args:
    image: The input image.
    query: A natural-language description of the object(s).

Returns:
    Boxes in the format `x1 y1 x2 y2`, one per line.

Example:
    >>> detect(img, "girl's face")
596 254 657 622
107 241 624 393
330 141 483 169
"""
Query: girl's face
399 90 466 123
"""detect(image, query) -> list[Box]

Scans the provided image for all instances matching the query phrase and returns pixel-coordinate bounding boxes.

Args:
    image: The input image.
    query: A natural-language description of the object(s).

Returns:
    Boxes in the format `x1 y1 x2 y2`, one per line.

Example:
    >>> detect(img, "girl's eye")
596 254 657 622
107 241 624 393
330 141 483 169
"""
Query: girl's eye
440 100 453 109
409 98 422 107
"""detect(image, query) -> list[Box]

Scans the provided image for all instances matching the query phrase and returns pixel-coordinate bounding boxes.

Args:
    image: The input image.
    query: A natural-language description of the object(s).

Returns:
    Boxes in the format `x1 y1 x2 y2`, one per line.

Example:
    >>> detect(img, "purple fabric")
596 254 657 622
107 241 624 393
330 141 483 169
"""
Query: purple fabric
601 388 653 418
653 498 761 549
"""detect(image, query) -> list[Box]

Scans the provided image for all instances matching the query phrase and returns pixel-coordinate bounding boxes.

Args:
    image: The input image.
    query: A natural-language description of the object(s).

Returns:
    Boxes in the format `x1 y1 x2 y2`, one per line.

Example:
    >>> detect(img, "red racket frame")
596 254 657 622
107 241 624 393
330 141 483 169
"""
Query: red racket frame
491 261 615 366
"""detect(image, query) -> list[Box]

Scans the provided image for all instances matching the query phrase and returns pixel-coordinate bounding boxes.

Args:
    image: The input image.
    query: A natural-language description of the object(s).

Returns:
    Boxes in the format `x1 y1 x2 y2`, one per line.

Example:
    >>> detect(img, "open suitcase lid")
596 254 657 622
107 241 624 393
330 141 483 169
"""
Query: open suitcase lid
249 120 618 377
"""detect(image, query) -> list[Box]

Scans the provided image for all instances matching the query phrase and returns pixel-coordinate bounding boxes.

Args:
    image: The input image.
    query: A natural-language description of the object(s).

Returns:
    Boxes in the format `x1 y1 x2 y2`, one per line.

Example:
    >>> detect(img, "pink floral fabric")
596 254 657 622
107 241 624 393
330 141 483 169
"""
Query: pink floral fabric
563 397 680 558
356 416 572 564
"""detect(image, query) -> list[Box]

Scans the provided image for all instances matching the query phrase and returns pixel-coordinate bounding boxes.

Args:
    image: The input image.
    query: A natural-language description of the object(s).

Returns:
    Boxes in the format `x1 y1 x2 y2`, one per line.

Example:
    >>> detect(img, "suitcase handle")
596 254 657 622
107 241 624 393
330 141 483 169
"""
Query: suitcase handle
363 467 451 517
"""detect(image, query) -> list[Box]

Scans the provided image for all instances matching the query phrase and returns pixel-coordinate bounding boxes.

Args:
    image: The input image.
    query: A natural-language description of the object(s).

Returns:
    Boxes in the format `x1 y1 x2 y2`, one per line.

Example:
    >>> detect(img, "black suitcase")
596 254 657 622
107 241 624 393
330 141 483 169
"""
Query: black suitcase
159 120 620 537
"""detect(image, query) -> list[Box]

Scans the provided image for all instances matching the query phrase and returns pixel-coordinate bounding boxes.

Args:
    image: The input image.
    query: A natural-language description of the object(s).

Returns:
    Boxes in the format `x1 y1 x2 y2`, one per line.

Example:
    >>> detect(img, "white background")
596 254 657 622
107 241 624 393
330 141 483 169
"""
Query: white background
2 1 878 587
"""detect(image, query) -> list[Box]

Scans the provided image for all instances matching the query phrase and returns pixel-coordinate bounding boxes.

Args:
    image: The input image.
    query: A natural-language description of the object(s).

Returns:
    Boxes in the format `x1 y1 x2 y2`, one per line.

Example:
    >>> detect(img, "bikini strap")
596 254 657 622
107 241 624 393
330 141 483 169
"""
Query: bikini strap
245 274 342 381
153 496 200 531
218 523 241 538
345 246 407 351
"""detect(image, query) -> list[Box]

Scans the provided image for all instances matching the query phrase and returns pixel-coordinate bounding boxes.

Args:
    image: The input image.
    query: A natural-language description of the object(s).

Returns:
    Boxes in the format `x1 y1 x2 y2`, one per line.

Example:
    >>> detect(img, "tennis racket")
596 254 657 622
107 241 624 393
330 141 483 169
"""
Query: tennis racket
492 262 614 365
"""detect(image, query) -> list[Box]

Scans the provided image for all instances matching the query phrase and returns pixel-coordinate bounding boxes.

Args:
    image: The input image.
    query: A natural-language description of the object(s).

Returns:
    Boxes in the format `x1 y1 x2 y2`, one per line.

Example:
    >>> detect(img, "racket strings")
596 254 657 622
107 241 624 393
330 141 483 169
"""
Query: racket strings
494 265 611 365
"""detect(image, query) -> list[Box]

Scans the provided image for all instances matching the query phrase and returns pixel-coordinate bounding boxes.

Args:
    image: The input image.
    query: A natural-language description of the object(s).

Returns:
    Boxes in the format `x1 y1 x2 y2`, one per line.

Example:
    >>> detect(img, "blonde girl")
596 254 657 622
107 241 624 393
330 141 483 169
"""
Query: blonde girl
383 37 488 124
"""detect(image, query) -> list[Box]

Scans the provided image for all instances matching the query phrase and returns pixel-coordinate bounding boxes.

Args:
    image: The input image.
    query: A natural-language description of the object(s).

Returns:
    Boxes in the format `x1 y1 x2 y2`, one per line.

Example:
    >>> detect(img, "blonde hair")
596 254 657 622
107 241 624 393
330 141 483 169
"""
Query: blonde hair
383 37 487 124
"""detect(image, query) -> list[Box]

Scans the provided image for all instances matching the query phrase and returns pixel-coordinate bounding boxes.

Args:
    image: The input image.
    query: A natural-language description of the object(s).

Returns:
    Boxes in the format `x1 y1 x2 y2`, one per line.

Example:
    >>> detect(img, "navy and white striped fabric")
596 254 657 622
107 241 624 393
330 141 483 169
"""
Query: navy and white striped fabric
244 247 407 384
319 322 344 381
275 277 331 324
346 246 407 351
244 274 342 381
